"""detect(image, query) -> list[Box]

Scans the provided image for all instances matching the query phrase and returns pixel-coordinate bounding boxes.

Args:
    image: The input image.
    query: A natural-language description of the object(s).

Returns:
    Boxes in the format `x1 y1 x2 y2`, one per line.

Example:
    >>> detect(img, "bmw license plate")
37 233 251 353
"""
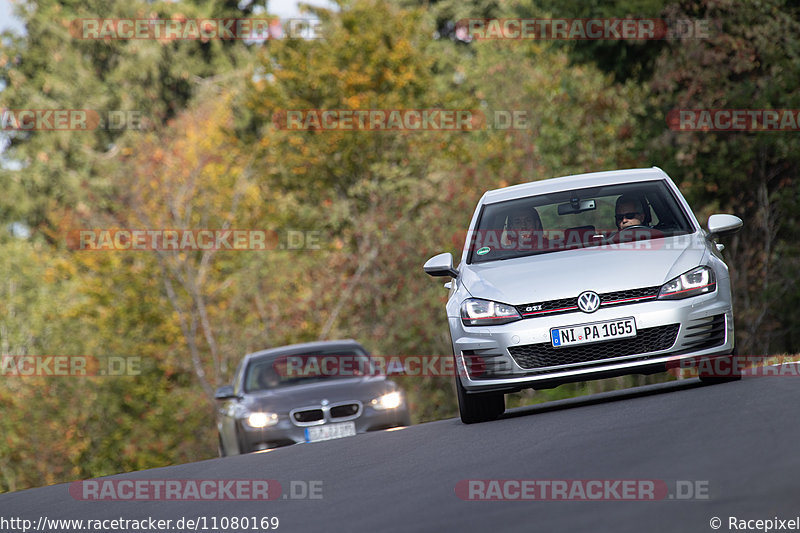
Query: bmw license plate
304 422 357 443
551 318 636 348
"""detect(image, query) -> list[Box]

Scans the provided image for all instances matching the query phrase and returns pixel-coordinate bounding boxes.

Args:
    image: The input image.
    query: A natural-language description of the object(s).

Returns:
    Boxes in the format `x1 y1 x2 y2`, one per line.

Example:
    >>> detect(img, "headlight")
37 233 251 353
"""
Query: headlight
460 298 521 326
371 391 403 410
245 412 279 428
658 266 716 300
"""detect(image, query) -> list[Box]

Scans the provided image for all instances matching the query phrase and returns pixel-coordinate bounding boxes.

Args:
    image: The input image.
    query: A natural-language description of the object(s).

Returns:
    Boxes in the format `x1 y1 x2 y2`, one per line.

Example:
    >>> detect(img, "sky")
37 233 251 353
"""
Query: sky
0 0 25 34
0 0 335 34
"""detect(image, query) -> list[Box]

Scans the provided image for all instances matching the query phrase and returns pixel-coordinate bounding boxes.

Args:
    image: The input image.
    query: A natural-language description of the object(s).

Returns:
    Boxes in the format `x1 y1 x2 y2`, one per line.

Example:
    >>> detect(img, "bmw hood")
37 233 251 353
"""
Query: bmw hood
459 233 710 305
244 377 394 411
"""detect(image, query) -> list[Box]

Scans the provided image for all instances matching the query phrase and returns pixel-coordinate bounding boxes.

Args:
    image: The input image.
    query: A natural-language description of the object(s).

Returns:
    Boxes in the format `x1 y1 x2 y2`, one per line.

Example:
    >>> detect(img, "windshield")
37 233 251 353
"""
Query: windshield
244 347 373 392
468 180 693 264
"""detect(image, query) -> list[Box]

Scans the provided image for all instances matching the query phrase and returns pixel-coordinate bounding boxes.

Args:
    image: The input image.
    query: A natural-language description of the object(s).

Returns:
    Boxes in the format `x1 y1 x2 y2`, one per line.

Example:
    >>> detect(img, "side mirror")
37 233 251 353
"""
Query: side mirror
214 385 237 400
423 252 458 278
707 214 743 238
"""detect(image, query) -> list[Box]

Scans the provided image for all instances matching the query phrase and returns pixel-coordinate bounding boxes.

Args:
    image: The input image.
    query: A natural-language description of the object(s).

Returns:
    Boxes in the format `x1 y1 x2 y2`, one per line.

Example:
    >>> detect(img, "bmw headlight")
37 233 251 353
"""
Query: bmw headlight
658 266 716 300
460 298 521 326
371 391 403 410
245 412 279 428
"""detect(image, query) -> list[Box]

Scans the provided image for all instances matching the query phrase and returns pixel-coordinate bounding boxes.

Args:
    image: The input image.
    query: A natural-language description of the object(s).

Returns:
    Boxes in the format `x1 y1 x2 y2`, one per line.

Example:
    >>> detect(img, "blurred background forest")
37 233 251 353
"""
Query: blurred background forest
1 0 798 492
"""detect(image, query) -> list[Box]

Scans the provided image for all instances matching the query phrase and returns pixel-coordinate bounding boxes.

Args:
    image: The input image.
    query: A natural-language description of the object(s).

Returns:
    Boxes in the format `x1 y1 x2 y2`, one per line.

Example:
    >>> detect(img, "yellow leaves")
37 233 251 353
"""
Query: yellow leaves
391 37 412 58
345 94 363 109
342 69 373 91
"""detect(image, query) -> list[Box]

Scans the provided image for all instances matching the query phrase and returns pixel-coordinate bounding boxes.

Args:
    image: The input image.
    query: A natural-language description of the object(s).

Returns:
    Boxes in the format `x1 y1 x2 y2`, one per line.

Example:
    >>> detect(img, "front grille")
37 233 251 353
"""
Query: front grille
509 324 680 371
516 286 660 319
680 314 726 351
293 409 323 424
330 403 360 419
291 402 362 426
600 287 661 307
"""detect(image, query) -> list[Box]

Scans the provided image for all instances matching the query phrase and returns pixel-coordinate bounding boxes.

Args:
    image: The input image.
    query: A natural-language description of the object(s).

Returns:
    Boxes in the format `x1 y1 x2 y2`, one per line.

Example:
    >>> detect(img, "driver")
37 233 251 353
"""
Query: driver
257 365 280 389
614 194 650 231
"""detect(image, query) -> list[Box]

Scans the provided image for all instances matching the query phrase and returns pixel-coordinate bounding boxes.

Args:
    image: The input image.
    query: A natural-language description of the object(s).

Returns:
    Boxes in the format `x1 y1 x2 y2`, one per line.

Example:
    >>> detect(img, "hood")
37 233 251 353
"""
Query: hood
460 233 708 305
244 376 393 411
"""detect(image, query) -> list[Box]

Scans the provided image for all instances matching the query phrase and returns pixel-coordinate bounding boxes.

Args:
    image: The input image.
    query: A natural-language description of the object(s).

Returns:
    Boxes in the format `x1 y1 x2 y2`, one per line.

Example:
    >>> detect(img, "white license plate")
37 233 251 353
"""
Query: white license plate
304 422 357 443
551 318 636 348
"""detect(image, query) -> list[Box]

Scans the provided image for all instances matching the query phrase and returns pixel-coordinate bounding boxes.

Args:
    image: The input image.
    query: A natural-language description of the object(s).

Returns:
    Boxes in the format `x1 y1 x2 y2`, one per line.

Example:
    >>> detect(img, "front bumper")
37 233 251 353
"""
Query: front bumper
451 292 733 393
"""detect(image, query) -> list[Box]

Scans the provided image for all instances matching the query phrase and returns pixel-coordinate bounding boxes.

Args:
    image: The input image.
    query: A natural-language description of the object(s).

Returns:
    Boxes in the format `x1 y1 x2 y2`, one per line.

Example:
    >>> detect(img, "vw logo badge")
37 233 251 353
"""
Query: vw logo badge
577 291 601 313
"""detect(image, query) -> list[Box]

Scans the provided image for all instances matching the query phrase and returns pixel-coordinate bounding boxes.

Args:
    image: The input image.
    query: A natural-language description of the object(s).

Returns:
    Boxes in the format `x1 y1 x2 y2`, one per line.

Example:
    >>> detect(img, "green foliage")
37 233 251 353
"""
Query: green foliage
643 0 800 353
0 0 262 230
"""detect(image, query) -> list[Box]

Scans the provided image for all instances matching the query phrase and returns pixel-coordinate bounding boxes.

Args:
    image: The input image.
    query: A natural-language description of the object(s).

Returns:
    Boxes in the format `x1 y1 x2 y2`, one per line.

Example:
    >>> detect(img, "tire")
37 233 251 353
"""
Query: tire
455 375 505 424
235 425 249 454
699 347 741 385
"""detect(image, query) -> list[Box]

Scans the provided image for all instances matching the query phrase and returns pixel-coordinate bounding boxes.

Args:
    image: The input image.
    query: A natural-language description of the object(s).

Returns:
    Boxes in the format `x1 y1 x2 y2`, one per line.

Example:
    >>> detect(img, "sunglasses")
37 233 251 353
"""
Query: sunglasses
615 212 642 223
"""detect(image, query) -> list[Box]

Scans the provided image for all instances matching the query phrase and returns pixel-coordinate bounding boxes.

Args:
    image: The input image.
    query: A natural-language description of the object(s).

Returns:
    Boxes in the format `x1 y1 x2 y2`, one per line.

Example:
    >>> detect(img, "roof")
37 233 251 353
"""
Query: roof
481 167 671 205
244 339 367 360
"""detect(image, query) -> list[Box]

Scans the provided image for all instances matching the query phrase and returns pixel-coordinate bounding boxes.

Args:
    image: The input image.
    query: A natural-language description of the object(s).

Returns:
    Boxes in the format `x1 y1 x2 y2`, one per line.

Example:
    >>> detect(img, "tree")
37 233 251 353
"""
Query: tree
644 0 800 354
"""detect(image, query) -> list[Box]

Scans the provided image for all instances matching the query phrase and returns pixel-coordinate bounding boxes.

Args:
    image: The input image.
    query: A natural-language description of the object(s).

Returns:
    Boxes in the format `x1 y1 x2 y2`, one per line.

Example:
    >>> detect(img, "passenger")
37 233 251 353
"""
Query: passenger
502 206 544 250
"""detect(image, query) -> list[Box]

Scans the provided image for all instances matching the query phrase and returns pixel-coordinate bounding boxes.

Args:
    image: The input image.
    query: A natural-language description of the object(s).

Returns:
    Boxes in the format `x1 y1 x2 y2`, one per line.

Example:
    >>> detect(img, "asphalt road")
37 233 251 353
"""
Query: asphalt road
2 373 799 533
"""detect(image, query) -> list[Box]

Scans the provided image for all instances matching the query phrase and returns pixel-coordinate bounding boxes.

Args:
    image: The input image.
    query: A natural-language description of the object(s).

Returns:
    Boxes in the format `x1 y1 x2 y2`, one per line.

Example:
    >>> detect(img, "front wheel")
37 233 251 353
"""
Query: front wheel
698 347 741 384
455 376 505 424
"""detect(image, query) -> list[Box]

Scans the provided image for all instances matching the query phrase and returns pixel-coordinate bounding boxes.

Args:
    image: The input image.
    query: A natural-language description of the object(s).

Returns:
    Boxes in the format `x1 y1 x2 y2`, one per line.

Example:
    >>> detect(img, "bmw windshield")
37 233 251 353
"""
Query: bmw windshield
244 348 373 393
468 180 694 264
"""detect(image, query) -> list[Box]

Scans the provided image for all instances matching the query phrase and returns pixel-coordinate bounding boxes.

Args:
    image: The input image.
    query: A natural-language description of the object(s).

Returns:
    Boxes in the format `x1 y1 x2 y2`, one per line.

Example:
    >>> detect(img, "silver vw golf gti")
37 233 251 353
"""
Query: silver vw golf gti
424 167 742 423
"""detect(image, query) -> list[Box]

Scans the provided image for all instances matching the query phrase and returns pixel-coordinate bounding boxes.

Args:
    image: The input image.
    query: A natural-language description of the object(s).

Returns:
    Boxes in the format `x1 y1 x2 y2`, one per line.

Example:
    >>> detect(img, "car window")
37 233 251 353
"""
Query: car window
468 180 693 264
244 348 372 393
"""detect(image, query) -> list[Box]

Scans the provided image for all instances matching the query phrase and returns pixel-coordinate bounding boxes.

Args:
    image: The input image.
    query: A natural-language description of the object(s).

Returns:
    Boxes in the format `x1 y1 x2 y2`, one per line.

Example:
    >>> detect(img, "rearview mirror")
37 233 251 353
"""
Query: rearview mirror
557 199 596 215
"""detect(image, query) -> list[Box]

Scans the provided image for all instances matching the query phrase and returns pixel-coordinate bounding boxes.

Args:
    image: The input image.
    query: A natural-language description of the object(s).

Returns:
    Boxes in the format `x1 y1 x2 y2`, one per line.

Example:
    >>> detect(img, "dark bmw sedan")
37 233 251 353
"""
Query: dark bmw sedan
215 340 410 455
